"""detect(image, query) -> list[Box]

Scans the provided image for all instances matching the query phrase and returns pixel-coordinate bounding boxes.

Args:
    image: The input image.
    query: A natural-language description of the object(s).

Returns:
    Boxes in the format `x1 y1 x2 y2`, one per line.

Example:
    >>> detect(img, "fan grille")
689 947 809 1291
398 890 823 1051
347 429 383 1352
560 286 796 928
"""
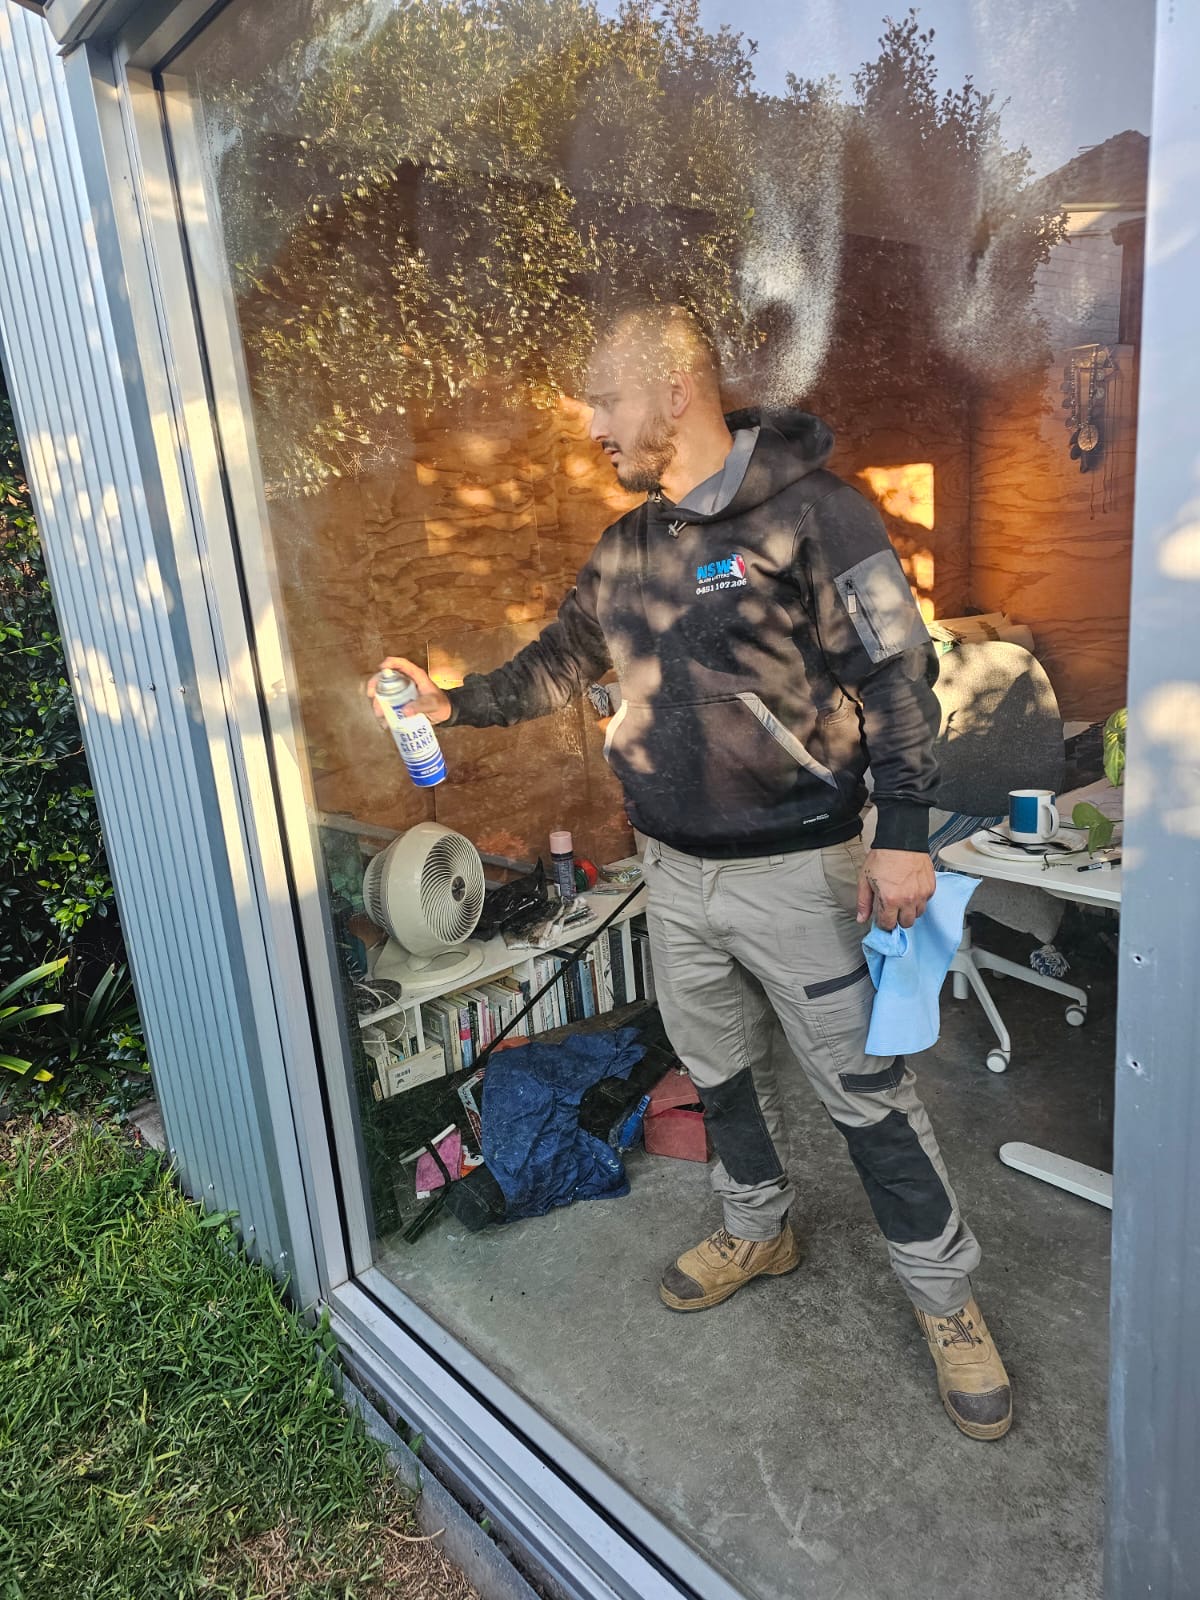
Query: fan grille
420 831 485 942
362 854 387 928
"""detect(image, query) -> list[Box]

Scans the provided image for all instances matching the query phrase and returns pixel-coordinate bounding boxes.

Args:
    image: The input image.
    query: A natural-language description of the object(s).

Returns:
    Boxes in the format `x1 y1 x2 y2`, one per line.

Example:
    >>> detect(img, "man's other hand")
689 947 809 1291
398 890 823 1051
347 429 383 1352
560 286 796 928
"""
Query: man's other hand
367 656 453 726
856 847 936 931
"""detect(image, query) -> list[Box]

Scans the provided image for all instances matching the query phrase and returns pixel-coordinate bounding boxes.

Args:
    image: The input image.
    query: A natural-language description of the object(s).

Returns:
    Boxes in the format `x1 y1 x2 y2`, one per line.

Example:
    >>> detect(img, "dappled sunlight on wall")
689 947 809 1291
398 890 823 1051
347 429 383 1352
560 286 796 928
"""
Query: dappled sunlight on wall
856 462 937 620
857 463 935 531
268 401 637 865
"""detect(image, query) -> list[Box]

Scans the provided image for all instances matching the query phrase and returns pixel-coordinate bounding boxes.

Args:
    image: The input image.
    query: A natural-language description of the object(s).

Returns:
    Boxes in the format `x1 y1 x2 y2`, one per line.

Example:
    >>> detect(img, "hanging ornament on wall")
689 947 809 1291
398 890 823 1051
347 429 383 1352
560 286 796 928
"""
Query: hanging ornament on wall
1061 345 1116 474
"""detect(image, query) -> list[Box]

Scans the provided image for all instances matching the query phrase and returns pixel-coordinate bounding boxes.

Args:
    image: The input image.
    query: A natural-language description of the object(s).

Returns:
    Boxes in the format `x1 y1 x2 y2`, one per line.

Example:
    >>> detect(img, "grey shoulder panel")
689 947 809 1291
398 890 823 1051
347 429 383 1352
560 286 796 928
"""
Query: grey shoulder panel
834 549 930 665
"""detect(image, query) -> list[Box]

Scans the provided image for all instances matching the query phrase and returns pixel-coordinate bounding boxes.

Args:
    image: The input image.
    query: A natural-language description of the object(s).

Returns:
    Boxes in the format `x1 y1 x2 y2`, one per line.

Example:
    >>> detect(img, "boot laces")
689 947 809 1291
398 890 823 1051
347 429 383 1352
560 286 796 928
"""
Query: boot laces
936 1311 983 1350
709 1227 736 1259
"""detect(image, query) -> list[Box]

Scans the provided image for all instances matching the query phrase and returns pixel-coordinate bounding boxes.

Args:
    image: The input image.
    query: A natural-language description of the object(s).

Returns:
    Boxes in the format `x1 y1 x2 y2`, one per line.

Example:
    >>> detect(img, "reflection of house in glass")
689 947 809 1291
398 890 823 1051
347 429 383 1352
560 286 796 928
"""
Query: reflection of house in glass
1030 130 1148 349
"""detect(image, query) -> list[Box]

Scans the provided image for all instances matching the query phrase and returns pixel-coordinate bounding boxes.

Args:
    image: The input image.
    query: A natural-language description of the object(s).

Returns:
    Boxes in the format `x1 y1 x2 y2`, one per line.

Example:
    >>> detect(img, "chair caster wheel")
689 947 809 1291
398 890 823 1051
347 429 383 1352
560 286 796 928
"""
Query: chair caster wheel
1065 1004 1087 1027
986 1049 1010 1074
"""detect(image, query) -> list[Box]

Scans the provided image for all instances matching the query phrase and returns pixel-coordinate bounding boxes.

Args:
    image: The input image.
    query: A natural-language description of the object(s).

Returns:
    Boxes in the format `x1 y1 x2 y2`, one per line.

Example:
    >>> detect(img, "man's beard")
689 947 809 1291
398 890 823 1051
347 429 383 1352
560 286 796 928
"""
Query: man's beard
613 411 677 492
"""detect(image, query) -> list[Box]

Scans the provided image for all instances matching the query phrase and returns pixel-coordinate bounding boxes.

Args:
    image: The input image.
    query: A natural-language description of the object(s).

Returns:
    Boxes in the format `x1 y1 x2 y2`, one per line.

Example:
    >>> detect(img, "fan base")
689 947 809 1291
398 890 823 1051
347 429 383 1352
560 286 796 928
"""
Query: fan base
372 940 485 996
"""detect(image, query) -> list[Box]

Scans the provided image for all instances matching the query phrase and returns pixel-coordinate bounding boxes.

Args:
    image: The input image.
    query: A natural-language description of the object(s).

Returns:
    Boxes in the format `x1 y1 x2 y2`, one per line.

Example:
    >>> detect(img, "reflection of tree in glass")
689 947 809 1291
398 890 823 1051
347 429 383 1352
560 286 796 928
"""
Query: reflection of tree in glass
202 1 1063 495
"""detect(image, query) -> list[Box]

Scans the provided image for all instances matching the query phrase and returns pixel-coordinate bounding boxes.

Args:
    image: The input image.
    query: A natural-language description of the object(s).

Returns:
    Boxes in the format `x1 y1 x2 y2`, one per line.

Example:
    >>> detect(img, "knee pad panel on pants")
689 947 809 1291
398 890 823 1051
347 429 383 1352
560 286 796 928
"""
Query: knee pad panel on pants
831 1108 953 1243
696 1066 784 1186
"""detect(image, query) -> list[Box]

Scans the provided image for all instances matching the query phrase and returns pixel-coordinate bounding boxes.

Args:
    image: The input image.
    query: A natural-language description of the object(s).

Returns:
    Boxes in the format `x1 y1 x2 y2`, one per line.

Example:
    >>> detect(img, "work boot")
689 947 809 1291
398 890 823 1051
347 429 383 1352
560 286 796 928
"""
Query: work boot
659 1220 800 1311
915 1294 1012 1440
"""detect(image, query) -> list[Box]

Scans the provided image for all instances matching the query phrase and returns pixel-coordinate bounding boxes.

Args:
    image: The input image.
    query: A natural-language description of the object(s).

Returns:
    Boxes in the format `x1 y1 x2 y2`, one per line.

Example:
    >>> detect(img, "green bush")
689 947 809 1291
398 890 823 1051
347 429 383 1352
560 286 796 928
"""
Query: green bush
0 384 146 1107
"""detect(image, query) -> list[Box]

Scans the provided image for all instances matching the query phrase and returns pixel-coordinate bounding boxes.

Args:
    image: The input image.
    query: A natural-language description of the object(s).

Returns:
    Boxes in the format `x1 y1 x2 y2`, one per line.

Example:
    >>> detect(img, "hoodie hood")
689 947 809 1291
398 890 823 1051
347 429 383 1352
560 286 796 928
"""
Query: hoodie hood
662 407 835 525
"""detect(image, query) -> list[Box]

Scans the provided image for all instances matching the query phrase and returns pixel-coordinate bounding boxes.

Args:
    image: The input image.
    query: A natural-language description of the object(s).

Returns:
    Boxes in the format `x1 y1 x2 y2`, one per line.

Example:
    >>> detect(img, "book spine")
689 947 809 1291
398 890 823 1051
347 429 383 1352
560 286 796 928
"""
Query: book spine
439 1001 462 1072
565 958 582 1023
419 1004 447 1067
457 1000 474 1068
608 926 627 1006
631 930 647 1001
532 958 552 1034
595 934 613 1012
581 952 596 1018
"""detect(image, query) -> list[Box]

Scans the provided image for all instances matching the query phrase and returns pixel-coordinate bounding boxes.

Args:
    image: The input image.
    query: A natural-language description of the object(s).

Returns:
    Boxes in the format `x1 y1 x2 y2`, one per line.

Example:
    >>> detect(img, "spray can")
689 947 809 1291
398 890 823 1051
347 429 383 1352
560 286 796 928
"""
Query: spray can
549 829 576 900
376 667 447 788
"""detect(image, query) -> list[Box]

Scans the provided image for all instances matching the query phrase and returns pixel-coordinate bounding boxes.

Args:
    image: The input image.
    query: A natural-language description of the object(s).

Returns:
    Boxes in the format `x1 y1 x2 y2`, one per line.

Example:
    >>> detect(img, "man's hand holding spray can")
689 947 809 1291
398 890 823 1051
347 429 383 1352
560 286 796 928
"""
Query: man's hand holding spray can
369 657 453 788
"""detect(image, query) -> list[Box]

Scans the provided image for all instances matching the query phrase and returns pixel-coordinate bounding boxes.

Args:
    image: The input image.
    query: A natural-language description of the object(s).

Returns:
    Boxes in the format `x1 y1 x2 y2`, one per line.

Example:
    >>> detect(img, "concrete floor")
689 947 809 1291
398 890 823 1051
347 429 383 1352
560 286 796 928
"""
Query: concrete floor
380 923 1115 1600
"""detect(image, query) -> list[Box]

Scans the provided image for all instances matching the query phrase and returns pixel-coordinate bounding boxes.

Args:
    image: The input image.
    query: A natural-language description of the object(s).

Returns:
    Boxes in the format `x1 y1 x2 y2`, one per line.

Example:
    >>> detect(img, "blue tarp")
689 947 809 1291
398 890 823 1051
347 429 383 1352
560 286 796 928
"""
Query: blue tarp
481 1027 645 1220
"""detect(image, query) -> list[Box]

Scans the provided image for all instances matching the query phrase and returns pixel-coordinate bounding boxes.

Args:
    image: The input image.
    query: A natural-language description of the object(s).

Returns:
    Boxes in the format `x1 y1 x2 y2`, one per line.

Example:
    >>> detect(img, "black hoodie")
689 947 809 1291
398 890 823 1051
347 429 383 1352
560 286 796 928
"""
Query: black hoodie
446 409 939 858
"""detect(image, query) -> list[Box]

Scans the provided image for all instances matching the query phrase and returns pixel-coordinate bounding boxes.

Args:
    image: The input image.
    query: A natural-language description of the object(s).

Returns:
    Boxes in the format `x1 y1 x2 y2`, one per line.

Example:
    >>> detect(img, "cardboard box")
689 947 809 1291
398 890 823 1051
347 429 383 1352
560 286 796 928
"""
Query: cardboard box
643 1068 711 1162
384 1042 446 1097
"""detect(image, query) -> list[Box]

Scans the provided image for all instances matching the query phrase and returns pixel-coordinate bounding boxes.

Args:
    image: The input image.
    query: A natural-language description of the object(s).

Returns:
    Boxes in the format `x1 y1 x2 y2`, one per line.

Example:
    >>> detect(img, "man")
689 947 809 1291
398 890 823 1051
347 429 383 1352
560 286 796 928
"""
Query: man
372 304 1011 1440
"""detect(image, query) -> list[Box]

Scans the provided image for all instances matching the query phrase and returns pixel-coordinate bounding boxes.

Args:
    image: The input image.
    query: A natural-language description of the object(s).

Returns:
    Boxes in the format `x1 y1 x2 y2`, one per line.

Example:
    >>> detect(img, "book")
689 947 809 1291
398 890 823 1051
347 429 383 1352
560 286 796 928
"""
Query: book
594 934 613 1012
532 957 555 1034
464 988 492 1049
453 996 474 1068
564 957 582 1024
419 1002 454 1072
607 926 627 1007
496 975 530 1038
580 951 596 1018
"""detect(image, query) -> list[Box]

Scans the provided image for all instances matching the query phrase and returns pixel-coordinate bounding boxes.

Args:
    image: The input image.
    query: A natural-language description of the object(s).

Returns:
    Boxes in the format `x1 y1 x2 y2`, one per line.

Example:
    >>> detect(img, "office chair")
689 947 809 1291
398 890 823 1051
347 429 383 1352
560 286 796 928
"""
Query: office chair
933 642 1090 1072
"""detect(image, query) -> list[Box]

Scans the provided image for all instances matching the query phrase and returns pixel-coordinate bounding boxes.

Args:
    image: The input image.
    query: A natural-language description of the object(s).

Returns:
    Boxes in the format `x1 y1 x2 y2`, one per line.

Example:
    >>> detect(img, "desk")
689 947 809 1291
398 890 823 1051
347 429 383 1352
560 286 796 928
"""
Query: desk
939 781 1121 1209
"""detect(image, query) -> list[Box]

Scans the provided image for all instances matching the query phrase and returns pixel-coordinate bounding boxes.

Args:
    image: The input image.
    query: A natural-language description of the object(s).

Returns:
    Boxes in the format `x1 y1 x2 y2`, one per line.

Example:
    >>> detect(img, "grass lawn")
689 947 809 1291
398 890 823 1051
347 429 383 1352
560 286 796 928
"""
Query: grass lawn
0 1116 477 1600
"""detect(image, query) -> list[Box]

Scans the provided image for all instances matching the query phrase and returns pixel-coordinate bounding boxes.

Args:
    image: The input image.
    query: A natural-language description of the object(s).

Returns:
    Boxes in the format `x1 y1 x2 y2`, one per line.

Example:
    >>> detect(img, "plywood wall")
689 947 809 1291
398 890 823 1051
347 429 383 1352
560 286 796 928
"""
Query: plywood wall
969 346 1137 722
269 400 639 870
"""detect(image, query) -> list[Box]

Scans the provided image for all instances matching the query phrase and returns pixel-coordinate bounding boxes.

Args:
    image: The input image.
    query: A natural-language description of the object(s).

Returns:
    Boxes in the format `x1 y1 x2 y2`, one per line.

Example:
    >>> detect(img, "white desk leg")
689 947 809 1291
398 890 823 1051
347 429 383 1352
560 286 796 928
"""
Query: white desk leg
999 1142 1112 1209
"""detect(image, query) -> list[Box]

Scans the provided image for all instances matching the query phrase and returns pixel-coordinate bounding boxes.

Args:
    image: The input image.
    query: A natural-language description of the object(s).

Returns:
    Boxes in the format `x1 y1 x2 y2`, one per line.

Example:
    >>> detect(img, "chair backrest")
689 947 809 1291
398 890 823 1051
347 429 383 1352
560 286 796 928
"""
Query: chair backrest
931 641 1064 817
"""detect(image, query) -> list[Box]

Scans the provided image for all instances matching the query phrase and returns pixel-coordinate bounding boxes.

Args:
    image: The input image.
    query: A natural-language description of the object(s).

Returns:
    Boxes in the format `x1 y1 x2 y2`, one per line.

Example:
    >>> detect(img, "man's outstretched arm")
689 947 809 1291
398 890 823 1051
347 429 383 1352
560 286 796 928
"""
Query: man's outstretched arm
369 554 612 729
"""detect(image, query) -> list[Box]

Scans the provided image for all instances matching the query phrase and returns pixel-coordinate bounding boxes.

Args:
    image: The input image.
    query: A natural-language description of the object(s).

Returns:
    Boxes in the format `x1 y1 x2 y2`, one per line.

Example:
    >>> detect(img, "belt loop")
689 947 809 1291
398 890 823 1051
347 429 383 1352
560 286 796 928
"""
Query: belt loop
769 854 785 866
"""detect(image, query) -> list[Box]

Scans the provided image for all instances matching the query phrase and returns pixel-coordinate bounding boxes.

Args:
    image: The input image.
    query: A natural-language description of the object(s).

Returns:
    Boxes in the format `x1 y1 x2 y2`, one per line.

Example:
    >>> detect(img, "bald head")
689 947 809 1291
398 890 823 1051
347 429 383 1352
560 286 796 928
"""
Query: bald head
584 303 728 495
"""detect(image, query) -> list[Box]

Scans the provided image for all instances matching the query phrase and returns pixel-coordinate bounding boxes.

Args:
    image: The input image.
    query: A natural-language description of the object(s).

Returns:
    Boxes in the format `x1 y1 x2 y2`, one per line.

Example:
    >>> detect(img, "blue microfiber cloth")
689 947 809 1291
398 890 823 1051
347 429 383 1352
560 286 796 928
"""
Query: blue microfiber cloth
861 871 980 1054
481 1027 644 1220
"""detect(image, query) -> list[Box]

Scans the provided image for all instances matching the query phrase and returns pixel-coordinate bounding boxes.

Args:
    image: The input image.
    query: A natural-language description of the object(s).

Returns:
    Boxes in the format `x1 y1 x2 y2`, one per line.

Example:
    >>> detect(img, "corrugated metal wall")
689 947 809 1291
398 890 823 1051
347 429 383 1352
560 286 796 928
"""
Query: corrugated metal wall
0 2 315 1295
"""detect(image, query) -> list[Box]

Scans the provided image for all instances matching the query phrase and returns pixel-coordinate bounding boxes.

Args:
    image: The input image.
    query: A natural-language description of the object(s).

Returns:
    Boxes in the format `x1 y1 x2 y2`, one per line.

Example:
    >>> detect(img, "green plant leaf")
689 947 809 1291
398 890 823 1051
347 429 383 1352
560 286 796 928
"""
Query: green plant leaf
1103 707 1127 788
0 956 68 1008
1072 802 1116 855
0 1052 52 1081
1 1002 66 1027
198 1208 240 1229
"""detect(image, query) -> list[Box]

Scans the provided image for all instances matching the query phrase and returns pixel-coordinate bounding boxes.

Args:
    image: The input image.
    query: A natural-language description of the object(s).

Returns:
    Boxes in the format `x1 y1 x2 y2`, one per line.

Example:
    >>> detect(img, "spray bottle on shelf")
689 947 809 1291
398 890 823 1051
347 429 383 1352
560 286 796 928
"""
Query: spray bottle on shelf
375 667 447 788
549 829 576 901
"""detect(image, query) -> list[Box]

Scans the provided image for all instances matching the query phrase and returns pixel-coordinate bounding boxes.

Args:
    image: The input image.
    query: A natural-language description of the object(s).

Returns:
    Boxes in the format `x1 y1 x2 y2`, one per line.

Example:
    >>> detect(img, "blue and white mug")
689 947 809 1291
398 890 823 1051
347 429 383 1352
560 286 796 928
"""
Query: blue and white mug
1009 788 1059 844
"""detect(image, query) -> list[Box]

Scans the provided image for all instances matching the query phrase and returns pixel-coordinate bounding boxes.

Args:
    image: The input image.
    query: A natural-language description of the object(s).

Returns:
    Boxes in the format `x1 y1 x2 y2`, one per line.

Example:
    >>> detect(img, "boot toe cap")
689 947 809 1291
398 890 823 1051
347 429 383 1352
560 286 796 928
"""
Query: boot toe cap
947 1385 1012 1431
660 1264 706 1301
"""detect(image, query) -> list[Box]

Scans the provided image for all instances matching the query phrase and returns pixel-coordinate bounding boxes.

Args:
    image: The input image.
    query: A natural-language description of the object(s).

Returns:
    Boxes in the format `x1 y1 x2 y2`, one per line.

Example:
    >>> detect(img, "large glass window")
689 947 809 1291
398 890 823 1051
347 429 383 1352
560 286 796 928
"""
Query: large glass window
165 3 1151 1593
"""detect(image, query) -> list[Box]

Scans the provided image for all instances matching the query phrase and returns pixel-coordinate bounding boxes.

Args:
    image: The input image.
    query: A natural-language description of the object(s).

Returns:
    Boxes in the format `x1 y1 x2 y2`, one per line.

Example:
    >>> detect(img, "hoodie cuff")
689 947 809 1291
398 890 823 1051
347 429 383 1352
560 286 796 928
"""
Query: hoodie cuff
442 686 469 727
870 801 932 854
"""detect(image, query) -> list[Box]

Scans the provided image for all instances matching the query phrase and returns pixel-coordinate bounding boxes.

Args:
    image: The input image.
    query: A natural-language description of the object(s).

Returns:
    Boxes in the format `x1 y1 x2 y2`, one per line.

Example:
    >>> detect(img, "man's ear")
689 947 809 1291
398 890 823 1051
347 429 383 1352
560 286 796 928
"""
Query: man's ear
667 368 693 419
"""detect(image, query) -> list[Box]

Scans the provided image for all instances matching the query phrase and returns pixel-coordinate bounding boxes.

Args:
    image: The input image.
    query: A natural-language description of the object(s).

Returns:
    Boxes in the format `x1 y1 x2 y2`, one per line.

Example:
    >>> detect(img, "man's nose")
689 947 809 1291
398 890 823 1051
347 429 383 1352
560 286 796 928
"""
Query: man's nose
587 408 606 442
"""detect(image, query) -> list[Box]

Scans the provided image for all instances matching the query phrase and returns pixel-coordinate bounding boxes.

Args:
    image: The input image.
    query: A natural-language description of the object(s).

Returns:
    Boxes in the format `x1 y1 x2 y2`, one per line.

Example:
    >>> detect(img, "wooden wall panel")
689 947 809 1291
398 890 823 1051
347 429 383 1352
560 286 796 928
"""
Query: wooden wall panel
268 405 638 865
969 346 1137 721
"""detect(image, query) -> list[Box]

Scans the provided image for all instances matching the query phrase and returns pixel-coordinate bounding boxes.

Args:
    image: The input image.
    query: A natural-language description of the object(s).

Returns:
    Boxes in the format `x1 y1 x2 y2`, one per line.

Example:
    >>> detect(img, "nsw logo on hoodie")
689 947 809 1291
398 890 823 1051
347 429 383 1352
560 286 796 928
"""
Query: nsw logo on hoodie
695 552 748 596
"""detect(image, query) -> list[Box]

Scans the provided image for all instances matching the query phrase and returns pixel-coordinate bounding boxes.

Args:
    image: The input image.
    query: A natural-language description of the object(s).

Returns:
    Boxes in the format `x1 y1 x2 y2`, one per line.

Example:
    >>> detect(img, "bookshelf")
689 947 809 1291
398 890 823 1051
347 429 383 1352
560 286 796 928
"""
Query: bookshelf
357 887 655 1103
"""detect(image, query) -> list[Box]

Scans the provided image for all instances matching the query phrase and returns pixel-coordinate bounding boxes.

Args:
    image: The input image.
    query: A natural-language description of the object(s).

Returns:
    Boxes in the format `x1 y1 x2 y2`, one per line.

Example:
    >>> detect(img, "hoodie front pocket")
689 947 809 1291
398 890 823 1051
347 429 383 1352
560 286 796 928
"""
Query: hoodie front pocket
605 695 843 840
735 693 838 789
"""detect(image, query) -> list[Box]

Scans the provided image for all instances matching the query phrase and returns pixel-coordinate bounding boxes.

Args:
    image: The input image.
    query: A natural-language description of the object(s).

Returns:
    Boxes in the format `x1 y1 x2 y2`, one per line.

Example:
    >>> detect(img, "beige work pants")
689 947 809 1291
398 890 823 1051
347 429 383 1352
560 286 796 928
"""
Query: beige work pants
642 836 980 1316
